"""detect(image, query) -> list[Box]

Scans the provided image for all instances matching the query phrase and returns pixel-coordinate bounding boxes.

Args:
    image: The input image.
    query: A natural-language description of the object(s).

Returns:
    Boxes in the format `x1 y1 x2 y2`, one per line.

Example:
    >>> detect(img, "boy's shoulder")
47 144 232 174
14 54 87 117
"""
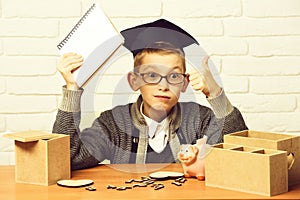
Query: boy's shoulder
101 103 133 115
105 102 211 113
98 101 212 122
179 101 213 117
180 101 211 110
98 103 134 120
96 103 134 127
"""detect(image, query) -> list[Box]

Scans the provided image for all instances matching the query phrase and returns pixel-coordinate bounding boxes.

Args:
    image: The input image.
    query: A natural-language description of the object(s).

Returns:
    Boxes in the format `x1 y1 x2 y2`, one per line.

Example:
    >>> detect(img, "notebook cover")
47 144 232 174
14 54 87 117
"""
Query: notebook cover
57 3 124 87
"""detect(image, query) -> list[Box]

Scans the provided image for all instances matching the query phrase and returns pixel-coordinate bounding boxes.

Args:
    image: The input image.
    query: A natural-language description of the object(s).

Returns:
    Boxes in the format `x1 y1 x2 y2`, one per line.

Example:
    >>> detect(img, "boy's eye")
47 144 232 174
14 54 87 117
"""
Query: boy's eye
147 72 159 78
169 73 180 79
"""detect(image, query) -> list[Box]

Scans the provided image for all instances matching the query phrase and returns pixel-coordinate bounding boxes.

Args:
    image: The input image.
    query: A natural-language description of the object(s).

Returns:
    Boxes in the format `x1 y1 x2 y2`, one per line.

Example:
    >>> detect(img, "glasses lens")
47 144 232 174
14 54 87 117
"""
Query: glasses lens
167 73 184 84
143 72 161 84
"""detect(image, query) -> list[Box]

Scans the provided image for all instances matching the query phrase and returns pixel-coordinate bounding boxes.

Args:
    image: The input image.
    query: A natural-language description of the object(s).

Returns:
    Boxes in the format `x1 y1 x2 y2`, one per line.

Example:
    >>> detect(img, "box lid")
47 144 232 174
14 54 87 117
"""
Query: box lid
4 130 57 142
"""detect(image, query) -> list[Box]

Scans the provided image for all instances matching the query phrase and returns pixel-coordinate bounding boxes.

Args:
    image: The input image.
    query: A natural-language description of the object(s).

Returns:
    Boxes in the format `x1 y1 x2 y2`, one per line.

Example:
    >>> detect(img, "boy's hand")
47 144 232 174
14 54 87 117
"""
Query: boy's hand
57 52 84 90
188 56 221 98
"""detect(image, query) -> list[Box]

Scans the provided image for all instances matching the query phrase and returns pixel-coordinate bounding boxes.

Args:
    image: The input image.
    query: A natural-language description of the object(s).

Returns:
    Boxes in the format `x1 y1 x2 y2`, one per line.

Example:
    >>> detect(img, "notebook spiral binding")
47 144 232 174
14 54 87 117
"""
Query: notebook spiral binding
57 4 96 50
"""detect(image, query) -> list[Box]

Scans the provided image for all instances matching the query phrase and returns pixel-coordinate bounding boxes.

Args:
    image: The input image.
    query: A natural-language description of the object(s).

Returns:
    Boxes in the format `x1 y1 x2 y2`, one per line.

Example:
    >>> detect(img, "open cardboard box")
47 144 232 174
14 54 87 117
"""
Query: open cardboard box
224 130 300 186
4 130 70 186
205 130 300 196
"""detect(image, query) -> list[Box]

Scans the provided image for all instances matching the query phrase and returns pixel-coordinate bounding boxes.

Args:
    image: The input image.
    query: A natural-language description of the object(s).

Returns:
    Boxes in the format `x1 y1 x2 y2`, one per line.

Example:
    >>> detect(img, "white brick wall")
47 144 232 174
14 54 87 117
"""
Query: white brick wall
243 0 300 17
163 0 242 17
0 0 299 165
2 0 81 18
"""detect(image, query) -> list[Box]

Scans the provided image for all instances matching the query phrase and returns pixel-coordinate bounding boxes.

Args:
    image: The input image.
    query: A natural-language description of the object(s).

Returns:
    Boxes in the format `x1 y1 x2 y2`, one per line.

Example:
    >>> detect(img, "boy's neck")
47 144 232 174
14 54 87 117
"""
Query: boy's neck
147 111 167 123
140 102 168 123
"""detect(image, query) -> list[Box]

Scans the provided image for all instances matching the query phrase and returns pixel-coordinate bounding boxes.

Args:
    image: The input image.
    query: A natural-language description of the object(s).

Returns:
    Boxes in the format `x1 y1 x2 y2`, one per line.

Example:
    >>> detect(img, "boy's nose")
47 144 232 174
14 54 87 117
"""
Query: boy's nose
157 77 169 90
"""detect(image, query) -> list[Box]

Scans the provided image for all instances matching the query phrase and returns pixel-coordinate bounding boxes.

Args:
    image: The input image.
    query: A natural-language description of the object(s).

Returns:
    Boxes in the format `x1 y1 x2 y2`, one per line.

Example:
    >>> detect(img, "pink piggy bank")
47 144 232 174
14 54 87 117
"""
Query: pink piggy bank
177 136 209 181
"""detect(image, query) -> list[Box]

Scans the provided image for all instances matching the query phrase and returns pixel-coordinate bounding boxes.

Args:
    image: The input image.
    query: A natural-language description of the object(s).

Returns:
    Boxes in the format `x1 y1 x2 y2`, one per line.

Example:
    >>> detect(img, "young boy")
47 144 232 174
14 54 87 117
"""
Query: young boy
53 19 247 170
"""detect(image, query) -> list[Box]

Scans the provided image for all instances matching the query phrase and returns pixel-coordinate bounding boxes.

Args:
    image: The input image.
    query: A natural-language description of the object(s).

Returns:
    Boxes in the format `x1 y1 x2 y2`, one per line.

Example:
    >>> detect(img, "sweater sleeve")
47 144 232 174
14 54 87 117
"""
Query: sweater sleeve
58 86 83 112
201 90 248 144
206 89 234 118
52 86 100 170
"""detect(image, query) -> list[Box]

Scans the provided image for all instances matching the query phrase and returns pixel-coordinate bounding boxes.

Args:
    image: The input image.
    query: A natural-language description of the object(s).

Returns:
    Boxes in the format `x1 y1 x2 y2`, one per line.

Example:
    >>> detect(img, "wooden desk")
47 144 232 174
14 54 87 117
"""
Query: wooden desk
0 164 299 200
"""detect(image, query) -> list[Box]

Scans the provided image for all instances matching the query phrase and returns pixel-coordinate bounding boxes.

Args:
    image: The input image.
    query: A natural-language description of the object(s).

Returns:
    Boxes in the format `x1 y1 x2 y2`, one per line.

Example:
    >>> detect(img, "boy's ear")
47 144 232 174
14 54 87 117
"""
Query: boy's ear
181 74 190 92
127 72 140 91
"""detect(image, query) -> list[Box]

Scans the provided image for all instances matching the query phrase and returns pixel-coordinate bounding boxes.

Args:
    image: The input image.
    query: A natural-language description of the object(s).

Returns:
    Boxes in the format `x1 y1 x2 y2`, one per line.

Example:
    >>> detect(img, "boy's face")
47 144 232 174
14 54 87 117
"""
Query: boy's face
128 53 189 119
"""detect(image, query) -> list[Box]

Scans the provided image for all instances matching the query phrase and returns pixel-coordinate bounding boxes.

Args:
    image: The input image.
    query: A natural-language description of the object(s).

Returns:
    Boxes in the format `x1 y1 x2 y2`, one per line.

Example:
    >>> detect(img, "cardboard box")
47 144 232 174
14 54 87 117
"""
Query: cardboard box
4 131 70 186
224 130 300 186
205 143 288 196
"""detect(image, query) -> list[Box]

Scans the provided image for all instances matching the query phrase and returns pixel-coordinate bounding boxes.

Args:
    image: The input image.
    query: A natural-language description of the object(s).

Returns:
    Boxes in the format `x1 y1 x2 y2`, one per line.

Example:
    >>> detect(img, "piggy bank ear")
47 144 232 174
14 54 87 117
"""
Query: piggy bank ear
199 144 212 159
196 135 208 146
198 135 212 159
191 145 198 154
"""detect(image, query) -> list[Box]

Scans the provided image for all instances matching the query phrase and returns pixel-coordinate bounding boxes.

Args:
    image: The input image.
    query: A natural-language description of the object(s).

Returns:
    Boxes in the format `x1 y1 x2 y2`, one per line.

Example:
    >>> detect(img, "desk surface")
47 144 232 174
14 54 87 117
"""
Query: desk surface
1 164 299 200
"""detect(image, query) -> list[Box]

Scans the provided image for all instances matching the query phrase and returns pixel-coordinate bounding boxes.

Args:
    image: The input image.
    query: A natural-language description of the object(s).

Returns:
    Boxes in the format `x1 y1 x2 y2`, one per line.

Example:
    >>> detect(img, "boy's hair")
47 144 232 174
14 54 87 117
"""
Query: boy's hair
134 41 186 72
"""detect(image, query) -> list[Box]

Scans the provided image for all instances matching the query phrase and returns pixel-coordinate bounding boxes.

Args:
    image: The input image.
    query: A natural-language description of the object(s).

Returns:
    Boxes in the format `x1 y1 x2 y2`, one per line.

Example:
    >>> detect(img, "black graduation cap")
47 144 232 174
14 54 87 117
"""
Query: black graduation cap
120 19 199 57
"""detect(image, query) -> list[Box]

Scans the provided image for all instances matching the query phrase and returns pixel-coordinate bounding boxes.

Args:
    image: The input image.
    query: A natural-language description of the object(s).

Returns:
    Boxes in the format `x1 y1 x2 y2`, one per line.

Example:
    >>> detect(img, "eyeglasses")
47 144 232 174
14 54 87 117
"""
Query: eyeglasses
135 72 187 85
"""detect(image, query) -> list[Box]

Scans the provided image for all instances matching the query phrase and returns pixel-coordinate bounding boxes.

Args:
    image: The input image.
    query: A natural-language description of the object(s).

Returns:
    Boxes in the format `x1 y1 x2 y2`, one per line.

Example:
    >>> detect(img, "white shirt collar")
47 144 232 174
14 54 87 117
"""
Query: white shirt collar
140 102 166 124
140 102 169 153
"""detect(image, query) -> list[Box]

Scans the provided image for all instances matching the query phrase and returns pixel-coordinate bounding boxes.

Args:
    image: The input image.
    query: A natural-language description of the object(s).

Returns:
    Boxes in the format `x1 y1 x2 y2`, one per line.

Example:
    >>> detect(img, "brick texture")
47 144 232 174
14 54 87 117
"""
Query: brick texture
0 56 57 76
163 0 242 17
199 38 248 55
0 19 58 37
0 0 299 164
225 19 300 36
2 0 81 18
6 75 63 95
228 94 297 112
0 116 5 132
97 0 162 17
0 40 3 55
0 95 57 113
244 0 300 17
0 78 5 94
6 113 56 132
222 57 300 76
249 36 300 56
250 77 300 94
4 38 58 55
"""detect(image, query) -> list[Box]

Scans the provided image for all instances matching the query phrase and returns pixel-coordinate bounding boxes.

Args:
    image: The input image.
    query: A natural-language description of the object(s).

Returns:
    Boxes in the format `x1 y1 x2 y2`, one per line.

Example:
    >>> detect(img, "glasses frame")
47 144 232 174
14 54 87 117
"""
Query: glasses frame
134 72 187 85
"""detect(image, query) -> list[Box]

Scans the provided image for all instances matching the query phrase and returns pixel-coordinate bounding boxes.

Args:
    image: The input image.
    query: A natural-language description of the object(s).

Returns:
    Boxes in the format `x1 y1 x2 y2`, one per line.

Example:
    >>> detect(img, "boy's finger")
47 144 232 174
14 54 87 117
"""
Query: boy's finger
62 53 83 63
191 82 204 91
60 56 83 69
63 54 83 61
188 70 204 82
202 56 210 68
67 62 83 72
188 74 197 81
63 52 80 57
188 70 199 77
66 57 84 66
189 70 198 75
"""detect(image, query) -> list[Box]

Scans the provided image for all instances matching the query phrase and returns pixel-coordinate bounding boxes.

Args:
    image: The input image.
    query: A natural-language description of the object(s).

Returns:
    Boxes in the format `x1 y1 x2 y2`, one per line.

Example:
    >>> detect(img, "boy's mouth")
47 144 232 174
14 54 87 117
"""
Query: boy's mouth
154 95 171 100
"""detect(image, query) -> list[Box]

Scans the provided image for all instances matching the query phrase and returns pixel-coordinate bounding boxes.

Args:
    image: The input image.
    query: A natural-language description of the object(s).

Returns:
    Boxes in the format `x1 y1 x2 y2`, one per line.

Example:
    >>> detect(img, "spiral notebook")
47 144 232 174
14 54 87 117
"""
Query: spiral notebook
57 4 124 87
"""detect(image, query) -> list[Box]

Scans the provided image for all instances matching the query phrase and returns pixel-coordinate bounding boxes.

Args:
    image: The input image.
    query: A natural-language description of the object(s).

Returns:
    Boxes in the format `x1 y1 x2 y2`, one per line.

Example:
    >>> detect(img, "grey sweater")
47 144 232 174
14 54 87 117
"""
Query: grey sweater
52 87 247 170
